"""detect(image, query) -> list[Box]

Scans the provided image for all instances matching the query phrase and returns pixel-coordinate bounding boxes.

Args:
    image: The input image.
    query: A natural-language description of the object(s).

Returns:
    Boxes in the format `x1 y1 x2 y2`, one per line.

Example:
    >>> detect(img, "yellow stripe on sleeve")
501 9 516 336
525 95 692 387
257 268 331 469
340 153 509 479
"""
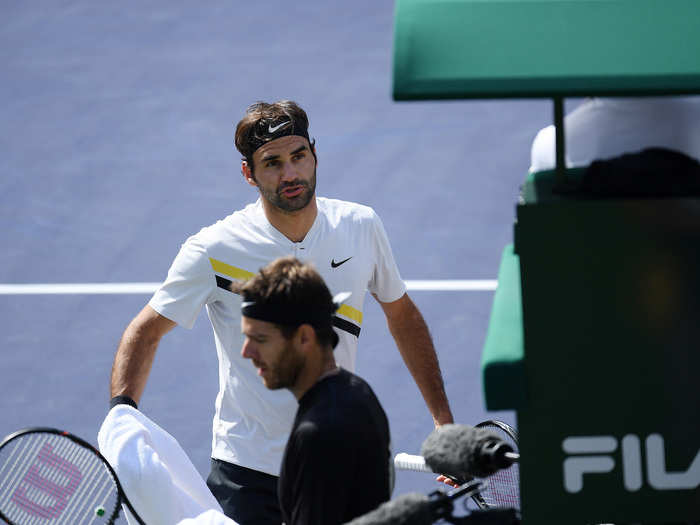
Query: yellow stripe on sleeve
337 304 363 325
209 258 256 281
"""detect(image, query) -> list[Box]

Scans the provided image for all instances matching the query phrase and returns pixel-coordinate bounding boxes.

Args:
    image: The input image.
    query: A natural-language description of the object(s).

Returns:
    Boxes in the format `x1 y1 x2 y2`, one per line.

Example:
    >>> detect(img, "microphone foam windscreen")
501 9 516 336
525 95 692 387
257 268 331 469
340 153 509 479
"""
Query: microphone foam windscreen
344 493 433 525
421 424 502 479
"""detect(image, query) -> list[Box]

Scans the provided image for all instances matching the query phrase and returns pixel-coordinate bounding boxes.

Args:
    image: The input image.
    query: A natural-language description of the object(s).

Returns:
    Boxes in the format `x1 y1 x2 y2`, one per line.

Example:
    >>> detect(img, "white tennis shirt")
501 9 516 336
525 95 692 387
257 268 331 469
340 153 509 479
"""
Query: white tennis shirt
149 197 406 476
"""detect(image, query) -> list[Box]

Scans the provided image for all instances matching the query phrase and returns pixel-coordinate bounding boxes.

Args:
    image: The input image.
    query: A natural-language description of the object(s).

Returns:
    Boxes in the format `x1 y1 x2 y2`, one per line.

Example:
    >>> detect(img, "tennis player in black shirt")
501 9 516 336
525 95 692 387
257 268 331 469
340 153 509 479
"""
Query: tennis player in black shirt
232 256 392 525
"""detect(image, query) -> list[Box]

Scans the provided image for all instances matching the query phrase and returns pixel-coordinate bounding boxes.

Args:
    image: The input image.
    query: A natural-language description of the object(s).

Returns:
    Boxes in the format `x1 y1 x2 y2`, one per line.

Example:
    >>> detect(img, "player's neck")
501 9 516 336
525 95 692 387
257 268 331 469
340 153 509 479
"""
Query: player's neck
290 351 337 401
261 197 318 243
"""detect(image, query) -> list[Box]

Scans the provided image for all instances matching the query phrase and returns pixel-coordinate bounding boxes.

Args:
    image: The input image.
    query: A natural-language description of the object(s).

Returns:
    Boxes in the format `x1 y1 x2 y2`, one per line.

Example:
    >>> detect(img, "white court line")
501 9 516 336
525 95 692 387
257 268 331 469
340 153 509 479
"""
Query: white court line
0 280 497 295
0 283 162 295
405 280 497 291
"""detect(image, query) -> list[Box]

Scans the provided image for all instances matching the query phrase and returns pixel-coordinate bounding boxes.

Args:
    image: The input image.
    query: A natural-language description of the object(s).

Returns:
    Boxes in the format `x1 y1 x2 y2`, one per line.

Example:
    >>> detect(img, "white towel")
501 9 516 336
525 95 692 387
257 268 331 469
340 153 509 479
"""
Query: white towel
178 509 241 524
97 405 236 525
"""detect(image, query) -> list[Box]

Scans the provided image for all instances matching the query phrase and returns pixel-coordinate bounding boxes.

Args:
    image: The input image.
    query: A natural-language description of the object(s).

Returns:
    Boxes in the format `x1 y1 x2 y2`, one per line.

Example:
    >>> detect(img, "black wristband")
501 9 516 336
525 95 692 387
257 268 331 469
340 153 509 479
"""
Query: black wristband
110 395 138 410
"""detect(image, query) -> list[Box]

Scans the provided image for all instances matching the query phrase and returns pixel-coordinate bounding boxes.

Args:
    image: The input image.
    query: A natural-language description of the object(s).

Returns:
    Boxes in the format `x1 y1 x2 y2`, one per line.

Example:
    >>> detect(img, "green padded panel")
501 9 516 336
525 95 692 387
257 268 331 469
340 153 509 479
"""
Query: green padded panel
515 198 700 524
481 244 526 410
393 0 700 100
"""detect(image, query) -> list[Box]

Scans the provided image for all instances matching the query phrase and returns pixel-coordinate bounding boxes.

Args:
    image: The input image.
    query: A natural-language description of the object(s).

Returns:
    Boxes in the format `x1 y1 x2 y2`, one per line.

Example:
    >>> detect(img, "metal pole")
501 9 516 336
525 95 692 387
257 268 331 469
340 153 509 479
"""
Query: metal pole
554 96 566 186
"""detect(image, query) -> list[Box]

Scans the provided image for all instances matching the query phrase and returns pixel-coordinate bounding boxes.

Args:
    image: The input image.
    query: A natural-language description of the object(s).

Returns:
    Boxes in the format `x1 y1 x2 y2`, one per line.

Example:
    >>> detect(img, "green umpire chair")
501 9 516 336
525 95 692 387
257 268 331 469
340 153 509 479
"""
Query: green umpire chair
482 169 700 524
393 1 700 523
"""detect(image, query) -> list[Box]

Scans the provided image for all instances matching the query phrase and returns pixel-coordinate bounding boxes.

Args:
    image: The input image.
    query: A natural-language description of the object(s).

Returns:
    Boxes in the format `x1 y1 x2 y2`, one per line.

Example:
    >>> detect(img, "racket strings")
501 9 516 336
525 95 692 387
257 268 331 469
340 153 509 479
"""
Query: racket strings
475 423 520 510
481 467 519 507
0 433 120 524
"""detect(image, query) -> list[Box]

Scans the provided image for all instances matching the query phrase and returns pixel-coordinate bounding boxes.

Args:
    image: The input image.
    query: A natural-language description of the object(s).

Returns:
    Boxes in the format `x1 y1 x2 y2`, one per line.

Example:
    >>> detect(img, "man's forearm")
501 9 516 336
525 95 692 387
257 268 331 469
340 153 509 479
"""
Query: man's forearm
110 305 175 404
384 295 453 426
110 330 158 403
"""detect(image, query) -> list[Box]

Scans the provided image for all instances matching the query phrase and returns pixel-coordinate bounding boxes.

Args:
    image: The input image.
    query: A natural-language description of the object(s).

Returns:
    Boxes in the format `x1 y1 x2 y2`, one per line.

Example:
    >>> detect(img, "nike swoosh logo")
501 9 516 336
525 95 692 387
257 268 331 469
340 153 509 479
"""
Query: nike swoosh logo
331 257 352 268
268 120 290 134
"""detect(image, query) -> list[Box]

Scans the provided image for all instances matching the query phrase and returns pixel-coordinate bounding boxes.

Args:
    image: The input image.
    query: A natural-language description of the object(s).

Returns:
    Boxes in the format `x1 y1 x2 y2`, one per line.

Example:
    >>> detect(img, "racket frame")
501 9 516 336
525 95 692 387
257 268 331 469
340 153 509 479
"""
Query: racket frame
475 420 518 442
0 427 145 525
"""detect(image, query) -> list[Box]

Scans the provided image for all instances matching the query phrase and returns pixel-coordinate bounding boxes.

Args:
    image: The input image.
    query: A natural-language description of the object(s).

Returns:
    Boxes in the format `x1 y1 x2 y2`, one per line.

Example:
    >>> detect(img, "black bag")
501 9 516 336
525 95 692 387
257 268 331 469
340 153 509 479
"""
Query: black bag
580 147 700 198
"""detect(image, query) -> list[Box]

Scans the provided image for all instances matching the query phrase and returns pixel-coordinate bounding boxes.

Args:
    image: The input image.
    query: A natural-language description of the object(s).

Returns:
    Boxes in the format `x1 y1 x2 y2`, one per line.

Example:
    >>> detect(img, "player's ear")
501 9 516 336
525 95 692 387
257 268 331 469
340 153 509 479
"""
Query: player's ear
310 142 318 166
297 324 315 349
242 161 257 186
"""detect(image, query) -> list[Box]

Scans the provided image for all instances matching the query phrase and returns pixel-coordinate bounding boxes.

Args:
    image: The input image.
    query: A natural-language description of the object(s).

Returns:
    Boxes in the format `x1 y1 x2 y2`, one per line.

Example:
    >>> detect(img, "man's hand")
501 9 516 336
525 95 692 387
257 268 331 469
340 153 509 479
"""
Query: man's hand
436 474 460 488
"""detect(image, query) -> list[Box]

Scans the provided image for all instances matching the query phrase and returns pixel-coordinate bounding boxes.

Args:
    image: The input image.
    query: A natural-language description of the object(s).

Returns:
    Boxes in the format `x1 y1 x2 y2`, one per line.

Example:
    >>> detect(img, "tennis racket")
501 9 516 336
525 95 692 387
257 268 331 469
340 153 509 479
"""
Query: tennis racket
394 420 520 511
0 428 145 525
473 420 519 510
393 453 494 511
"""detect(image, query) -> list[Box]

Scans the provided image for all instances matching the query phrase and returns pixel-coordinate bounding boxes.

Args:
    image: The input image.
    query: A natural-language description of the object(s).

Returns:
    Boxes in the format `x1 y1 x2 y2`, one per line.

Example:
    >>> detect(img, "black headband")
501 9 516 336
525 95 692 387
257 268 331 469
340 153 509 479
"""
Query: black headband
241 301 334 327
249 118 311 155
241 292 351 348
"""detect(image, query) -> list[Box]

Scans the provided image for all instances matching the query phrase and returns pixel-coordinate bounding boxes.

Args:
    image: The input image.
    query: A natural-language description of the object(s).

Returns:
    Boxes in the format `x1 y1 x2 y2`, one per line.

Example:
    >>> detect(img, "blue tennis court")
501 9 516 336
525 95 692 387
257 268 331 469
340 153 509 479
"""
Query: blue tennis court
0 0 553 508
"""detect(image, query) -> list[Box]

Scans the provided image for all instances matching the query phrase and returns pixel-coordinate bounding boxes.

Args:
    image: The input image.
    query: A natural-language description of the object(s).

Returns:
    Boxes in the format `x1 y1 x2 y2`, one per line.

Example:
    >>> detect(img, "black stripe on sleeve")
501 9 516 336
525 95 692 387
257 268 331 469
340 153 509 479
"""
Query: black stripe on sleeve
215 275 234 292
332 315 361 338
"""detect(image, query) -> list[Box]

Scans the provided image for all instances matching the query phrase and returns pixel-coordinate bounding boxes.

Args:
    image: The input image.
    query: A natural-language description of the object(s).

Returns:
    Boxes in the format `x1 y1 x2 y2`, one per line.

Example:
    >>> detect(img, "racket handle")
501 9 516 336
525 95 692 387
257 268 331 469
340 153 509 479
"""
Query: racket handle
394 452 433 473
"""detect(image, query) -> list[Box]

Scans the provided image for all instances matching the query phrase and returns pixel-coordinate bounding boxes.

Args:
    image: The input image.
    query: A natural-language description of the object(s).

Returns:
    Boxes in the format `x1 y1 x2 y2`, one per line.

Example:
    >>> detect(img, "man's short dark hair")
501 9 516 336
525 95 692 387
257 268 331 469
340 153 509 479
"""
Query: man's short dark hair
232 257 337 349
234 100 316 172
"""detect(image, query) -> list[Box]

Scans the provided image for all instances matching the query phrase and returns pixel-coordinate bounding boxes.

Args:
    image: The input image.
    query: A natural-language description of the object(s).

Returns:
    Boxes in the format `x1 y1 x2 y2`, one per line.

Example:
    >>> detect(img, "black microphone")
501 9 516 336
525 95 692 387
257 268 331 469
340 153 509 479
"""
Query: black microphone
420 424 519 479
343 493 433 525
345 480 485 525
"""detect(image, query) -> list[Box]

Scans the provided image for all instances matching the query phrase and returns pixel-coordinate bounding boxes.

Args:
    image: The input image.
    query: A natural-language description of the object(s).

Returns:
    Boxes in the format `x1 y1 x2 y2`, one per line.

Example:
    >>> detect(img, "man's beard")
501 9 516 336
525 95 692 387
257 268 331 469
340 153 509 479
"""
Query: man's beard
265 339 304 391
259 169 316 213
